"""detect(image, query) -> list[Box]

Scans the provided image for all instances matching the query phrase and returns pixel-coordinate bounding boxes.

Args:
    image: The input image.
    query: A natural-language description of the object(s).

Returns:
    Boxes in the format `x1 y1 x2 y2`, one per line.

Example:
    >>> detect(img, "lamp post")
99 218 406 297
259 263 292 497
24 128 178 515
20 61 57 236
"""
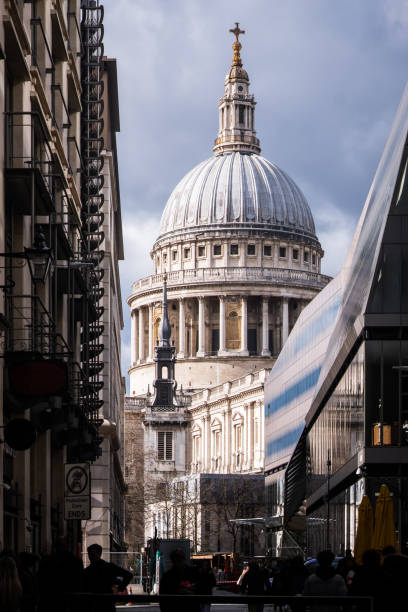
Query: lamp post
0 226 53 289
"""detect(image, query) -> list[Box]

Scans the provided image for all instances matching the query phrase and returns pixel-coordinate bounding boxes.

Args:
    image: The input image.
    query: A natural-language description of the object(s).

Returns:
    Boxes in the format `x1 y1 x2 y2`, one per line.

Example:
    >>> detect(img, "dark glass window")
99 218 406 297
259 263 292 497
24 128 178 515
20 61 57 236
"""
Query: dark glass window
172 250 177 261
279 247 286 258
293 248 299 260
230 244 239 255
213 244 222 256
198 246 205 257
239 105 245 124
264 245 272 257
312 253 316 265
184 248 190 259
247 244 256 255
304 251 309 263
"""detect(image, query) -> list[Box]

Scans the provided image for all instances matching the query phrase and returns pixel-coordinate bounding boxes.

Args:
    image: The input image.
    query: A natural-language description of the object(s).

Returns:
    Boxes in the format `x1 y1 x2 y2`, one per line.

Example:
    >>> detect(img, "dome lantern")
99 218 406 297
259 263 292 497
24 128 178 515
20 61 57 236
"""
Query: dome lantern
213 23 261 156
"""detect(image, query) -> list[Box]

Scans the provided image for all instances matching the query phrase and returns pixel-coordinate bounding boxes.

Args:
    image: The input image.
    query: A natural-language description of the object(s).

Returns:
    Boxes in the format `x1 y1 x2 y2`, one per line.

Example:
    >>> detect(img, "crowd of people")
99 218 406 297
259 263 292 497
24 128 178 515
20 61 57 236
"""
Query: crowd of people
1 541 408 611
158 546 408 612
0 540 132 612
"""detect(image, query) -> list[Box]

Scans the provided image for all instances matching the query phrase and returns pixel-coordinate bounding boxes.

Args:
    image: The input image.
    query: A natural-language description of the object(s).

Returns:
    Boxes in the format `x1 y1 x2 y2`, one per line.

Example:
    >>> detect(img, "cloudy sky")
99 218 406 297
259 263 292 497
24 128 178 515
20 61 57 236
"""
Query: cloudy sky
102 0 408 385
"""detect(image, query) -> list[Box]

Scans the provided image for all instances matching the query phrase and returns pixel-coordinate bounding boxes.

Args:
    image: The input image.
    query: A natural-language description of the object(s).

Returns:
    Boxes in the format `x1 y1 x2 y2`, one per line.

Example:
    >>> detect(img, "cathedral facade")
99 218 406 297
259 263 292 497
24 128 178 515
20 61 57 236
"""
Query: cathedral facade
125 25 329 553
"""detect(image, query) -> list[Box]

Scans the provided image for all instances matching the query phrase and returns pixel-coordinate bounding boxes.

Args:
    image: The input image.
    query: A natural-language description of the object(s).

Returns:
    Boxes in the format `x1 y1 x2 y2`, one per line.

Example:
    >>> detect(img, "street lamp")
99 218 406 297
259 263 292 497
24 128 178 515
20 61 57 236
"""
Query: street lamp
0 226 52 289
24 227 52 283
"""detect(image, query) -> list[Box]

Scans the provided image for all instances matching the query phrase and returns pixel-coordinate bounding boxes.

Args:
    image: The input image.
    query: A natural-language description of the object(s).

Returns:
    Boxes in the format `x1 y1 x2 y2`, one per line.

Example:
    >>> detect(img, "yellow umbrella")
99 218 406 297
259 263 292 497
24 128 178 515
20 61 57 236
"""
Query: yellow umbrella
371 484 398 552
354 495 374 564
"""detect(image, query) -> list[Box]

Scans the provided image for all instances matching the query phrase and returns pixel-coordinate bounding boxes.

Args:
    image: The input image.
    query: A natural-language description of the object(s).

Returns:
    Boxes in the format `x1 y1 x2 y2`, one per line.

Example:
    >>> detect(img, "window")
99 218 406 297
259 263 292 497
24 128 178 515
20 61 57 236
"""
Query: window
293 248 299 260
198 245 205 257
230 244 239 255
184 247 190 259
247 244 256 256
239 105 245 124
264 245 272 257
304 251 309 263
213 244 222 256
158 431 173 460
172 250 178 261
312 253 316 265
279 246 286 258
163 253 167 262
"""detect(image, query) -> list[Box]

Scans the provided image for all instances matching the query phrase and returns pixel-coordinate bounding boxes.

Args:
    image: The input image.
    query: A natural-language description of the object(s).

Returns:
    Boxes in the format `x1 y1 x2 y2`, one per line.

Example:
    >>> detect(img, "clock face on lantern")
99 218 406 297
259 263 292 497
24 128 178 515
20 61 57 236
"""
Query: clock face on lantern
238 85 243 91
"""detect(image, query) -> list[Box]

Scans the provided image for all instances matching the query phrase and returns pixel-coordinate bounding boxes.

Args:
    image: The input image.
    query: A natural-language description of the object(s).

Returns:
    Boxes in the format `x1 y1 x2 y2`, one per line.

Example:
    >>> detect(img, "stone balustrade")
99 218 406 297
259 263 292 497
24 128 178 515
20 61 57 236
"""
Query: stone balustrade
132 267 331 295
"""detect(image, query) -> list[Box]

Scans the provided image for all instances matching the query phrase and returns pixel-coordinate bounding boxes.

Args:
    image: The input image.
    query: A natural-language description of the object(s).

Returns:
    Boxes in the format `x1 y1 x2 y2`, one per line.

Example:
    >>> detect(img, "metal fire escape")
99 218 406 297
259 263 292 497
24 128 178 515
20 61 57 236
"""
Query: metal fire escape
78 0 105 456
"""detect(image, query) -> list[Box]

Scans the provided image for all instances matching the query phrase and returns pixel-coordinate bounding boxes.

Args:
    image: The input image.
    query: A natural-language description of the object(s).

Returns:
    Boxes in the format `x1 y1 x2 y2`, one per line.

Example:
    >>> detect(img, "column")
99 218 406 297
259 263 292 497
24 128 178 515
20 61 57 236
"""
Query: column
225 404 231 472
243 403 249 471
240 296 248 354
178 298 185 358
221 410 226 472
261 297 270 356
130 309 137 365
138 306 144 362
248 402 254 471
148 304 153 360
197 296 205 357
282 297 289 346
218 296 226 354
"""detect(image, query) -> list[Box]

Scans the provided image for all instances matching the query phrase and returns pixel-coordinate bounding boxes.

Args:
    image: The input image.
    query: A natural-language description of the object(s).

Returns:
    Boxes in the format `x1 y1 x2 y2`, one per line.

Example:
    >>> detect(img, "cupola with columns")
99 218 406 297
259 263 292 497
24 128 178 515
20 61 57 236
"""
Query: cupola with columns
128 24 331 395
213 23 260 156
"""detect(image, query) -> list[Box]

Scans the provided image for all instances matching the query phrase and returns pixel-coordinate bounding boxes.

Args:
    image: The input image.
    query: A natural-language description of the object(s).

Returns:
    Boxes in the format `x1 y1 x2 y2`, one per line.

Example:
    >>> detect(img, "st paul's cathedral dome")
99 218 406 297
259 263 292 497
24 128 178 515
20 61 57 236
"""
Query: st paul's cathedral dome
128 23 330 394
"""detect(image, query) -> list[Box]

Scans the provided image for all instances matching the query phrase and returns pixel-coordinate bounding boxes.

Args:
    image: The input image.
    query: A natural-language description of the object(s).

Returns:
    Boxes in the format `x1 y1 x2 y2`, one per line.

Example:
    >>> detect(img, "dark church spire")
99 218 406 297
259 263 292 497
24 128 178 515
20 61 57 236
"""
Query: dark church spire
158 273 171 347
152 275 177 408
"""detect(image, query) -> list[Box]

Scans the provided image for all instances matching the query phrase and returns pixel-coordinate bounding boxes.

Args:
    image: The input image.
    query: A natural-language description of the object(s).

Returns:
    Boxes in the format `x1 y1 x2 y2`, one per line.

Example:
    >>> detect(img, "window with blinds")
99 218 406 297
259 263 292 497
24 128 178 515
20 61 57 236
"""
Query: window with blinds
158 431 173 460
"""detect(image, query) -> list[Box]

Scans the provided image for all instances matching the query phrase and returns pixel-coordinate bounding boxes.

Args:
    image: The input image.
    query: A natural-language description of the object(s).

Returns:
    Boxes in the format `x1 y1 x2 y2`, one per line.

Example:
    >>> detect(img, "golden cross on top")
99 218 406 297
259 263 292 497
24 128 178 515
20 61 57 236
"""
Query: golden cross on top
229 22 245 43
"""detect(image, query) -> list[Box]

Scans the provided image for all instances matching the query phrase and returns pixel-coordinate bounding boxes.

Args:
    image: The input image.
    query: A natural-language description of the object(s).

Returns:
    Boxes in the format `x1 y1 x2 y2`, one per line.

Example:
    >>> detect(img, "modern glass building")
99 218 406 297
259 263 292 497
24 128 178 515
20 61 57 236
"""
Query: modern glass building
265 82 408 556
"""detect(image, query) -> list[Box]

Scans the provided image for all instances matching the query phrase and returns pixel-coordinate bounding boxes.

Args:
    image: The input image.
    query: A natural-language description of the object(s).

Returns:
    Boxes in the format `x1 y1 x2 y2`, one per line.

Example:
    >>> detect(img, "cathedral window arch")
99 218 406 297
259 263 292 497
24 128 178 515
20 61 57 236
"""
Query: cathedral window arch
154 317 161 345
232 412 244 469
192 424 202 469
211 418 222 470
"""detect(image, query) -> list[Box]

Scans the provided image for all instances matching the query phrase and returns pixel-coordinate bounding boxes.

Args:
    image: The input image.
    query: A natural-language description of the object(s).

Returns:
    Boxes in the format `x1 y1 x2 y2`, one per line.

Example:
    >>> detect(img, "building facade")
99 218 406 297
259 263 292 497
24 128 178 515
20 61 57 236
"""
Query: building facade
264 81 408 557
84 56 126 556
127 25 330 396
0 0 124 556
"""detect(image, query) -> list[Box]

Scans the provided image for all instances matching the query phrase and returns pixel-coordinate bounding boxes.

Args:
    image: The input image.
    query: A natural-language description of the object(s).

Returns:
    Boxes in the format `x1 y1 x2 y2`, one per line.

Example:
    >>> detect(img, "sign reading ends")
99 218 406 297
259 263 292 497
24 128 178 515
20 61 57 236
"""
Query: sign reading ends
64 463 91 521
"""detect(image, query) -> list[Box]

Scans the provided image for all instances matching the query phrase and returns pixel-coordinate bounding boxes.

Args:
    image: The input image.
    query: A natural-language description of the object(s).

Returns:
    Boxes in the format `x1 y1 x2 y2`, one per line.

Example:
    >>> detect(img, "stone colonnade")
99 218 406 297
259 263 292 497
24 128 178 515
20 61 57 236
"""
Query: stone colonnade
130 295 298 365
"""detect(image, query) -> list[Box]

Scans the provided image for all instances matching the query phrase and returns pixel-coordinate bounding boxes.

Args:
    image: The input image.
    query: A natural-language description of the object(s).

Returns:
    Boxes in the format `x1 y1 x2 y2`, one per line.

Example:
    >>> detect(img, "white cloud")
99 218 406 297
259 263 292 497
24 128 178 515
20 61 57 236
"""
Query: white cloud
315 204 354 278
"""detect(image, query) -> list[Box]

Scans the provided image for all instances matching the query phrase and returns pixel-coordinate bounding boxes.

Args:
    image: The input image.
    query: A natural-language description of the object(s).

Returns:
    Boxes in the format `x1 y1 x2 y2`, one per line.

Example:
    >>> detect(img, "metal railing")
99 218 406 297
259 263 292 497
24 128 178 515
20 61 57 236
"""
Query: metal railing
5 294 69 357
63 592 374 611
132 268 332 294
5 111 54 195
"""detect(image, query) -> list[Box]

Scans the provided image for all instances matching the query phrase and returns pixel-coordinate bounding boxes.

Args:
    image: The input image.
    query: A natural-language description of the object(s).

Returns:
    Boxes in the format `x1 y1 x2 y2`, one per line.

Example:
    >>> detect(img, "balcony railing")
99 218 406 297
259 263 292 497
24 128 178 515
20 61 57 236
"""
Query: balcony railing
5 294 70 357
132 267 331 294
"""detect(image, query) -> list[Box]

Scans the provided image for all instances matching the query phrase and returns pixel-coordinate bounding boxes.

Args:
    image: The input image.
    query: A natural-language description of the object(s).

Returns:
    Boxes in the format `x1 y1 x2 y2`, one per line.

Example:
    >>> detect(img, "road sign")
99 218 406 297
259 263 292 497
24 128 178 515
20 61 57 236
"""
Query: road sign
65 463 90 496
64 496 91 520
64 463 91 520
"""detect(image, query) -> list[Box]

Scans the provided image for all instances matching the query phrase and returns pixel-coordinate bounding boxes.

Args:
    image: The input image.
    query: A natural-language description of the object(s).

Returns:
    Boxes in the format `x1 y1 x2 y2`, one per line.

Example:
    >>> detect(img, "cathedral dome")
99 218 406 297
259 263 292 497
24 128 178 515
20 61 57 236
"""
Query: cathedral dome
157 152 318 244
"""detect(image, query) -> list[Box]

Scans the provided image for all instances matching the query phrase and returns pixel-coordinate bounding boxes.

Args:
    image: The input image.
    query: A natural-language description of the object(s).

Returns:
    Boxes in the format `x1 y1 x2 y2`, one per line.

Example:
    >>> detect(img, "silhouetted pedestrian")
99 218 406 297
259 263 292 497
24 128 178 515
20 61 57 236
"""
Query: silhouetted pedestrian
196 559 216 612
382 553 408 612
349 548 385 612
0 555 23 612
83 543 132 612
37 537 84 612
17 552 37 612
281 555 308 595
159 548 199 612
240 559 269 612
303 550 347 612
